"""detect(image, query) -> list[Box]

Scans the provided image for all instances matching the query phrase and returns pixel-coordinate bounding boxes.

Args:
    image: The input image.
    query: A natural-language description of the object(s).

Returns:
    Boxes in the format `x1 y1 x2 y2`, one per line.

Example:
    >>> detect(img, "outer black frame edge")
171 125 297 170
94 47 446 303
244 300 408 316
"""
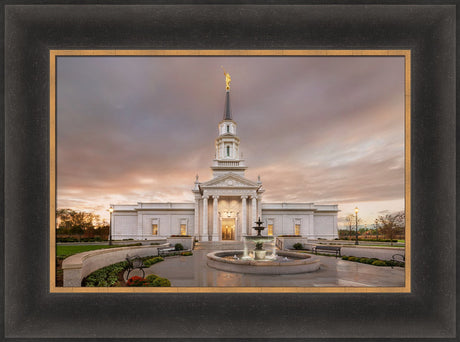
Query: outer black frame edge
3 3 457 341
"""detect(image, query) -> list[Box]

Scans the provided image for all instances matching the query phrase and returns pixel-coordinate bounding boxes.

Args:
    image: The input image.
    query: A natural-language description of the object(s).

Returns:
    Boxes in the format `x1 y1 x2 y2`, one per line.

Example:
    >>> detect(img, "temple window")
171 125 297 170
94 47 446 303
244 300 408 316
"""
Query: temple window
152 218 159 235
267 224 274 236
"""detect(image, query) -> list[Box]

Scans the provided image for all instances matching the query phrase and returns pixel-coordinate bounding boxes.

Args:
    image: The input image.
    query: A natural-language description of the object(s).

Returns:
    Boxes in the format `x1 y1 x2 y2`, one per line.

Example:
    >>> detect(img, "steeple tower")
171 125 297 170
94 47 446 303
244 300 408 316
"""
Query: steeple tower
211 69 247 178
223 90 232 120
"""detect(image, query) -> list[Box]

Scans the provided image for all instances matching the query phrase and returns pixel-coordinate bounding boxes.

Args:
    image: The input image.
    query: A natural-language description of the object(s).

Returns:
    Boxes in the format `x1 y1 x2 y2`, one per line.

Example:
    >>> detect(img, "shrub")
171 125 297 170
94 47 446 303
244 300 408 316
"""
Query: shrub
181 251 193 256
371 260 387 266
150 277 171 287
293 243 303 250
83 261 128 287
348 256 358 262
255 242 264 250
126 276 150 287
145 274 159 282
359 257 369 264
143 256 164 267
341 256 349 260
174 243 184 251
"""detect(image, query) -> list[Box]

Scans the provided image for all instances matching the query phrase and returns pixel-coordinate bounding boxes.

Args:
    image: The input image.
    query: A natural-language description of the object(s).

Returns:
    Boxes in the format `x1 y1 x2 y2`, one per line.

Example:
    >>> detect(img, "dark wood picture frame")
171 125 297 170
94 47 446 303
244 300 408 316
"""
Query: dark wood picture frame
3 2 456 340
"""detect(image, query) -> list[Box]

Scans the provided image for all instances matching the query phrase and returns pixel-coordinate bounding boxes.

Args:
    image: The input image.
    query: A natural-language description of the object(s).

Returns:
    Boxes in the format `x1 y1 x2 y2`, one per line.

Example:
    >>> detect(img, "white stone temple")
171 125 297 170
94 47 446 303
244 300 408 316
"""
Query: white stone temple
111 72 339 241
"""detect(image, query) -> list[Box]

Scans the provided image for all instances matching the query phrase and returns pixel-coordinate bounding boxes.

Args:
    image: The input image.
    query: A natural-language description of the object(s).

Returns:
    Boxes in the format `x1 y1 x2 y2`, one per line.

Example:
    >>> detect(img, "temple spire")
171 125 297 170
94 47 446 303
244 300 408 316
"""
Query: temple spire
221 66 232 121
223 91 232 120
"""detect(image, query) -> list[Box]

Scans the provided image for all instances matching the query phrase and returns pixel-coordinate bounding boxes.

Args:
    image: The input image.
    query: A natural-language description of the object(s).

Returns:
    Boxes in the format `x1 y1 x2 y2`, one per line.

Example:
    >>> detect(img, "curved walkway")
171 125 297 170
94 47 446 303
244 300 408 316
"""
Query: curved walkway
141 250 405 287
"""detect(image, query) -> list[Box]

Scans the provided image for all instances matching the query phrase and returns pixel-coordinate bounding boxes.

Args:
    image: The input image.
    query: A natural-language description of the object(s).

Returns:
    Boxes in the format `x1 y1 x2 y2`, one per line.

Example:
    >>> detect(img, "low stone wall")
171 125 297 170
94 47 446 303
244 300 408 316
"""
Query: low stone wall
62 244 169 287
276 237 311 250
167 236 194 250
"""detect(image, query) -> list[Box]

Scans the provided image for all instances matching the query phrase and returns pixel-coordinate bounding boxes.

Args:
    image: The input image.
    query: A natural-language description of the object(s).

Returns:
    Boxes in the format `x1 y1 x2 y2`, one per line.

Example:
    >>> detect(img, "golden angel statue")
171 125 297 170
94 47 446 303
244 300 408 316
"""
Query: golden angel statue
221 66 231 90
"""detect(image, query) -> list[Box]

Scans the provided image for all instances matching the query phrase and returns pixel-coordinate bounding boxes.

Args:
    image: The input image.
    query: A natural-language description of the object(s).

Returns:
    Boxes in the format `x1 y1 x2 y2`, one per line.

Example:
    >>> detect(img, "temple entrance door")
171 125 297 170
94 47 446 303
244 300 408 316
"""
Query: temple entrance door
221 218 235 240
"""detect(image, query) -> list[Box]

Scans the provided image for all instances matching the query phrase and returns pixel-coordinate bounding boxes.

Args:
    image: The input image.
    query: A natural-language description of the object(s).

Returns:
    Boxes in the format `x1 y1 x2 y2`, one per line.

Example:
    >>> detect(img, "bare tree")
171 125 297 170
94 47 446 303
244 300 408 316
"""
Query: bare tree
374 218 380 240
376 212 405 245
345 214 354 240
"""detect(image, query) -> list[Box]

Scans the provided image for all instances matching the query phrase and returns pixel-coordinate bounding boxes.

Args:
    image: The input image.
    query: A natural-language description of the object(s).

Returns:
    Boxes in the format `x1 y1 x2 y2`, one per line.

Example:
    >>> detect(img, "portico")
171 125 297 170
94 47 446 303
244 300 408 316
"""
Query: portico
194 173 264 241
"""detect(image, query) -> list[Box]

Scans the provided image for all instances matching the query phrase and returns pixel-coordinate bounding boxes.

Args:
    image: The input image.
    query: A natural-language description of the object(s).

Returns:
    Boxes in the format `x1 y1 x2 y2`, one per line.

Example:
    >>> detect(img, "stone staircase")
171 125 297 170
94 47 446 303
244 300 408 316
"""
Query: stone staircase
194 241 244 251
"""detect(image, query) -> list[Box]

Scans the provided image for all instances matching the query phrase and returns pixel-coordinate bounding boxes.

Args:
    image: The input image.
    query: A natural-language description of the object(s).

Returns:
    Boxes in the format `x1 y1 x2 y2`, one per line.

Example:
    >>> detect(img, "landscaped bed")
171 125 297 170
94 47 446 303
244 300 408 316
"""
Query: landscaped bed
341 255 404 267
291 249 405 267
82 255 168 287
55 243 143 286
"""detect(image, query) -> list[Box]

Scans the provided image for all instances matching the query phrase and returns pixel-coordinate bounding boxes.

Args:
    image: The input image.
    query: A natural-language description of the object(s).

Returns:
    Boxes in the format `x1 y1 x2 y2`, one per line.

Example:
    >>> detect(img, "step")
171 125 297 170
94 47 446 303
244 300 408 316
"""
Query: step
194 241 244 251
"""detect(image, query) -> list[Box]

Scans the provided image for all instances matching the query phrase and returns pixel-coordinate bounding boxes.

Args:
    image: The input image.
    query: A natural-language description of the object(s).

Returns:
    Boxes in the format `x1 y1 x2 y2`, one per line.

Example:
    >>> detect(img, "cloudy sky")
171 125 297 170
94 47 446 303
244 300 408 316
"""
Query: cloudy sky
57 56 405 227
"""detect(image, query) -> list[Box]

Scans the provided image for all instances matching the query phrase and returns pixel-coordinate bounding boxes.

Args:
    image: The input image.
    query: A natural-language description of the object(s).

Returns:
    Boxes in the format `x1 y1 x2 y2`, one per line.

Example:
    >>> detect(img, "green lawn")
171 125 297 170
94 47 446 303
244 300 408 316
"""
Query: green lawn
56 245 119 259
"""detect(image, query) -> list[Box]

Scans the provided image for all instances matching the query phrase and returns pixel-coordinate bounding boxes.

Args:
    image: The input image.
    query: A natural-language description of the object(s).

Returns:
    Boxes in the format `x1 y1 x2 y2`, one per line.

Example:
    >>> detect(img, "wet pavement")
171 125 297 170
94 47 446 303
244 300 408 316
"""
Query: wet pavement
138 250 405 287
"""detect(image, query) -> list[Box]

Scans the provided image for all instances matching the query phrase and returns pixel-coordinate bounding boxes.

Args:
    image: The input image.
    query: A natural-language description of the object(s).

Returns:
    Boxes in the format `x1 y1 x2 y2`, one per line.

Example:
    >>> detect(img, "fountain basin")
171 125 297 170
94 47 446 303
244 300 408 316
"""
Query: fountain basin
207 250 320 274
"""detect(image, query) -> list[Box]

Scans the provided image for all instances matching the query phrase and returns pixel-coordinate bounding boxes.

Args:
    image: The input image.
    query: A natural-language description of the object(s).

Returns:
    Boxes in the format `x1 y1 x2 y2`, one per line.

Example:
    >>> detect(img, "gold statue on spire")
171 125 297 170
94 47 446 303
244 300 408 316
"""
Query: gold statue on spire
221 66 231 91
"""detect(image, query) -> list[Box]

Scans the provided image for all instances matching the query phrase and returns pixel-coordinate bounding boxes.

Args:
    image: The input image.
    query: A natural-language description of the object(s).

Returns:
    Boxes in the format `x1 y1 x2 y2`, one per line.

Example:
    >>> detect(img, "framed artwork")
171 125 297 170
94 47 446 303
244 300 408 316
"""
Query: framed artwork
50 49 410 293
3 2 456 340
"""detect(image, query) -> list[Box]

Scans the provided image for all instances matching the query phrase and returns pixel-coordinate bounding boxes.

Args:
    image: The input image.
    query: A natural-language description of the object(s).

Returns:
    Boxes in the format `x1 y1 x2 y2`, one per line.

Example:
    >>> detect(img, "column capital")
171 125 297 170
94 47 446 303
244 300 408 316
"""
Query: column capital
212 195 219 199
250 195 257 200
202 195 209 200
241 195 248 200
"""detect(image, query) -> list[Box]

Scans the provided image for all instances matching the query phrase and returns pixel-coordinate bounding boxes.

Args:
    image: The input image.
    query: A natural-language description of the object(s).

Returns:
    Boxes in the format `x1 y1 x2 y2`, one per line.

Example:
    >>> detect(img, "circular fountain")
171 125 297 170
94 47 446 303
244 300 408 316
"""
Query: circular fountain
207 218 320 274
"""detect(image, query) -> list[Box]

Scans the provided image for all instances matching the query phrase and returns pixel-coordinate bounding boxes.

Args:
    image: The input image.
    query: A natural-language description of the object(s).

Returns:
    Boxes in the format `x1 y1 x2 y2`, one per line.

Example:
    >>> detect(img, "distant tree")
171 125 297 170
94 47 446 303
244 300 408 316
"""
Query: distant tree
346 214 363 240
345 214 354 240
338 229 349 239
374 218 380 240
375 212 405 245
56 209 100 241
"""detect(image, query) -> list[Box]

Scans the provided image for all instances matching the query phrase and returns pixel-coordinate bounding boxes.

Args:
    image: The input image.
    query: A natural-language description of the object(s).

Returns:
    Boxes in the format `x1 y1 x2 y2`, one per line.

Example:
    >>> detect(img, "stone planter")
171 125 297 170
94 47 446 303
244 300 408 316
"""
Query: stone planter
167 236 194 250
254 249 266 260
276 236 311 250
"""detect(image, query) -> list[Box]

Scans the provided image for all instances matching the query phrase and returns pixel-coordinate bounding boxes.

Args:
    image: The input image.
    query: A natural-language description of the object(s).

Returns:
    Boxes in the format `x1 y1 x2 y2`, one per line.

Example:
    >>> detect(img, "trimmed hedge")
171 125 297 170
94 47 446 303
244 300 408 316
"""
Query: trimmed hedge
341 255 404 267
83 261 128 287
143 256 164 267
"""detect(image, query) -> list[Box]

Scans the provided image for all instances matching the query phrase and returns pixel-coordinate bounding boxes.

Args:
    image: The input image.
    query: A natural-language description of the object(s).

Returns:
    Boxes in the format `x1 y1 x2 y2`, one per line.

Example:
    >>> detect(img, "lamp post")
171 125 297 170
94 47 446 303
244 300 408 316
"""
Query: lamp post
108 207 113 246
354 207 359 245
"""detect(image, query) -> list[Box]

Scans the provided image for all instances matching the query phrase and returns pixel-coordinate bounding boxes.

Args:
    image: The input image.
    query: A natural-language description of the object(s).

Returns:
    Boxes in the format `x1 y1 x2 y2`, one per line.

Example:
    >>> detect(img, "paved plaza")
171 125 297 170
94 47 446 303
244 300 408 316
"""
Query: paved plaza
140 250 405 287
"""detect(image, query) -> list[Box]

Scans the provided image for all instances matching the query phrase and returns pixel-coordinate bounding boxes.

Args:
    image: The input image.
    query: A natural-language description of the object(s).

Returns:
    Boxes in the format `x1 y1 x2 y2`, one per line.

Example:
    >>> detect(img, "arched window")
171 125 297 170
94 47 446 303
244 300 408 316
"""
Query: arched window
226 145 230 157
226 125 230 133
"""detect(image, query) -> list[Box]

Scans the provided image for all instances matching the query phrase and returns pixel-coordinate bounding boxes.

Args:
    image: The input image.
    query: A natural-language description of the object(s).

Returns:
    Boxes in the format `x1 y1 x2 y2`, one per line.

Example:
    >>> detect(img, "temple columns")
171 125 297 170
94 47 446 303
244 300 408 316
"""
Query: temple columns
202 195 209 240
194 196 200 238
257 196 262 221
241 196 248 235
250 195 257 235
212 196 219 241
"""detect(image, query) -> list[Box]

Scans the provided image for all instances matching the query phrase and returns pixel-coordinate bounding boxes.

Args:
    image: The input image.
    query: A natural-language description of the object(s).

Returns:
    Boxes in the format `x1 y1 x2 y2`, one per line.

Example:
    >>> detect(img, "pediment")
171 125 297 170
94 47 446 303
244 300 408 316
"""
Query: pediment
200 173 259 188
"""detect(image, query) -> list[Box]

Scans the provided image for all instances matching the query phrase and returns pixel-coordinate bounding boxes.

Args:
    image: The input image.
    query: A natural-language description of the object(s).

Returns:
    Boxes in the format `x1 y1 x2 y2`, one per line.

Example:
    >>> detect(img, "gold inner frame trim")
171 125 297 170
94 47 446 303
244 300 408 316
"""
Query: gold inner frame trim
50 49 411 293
